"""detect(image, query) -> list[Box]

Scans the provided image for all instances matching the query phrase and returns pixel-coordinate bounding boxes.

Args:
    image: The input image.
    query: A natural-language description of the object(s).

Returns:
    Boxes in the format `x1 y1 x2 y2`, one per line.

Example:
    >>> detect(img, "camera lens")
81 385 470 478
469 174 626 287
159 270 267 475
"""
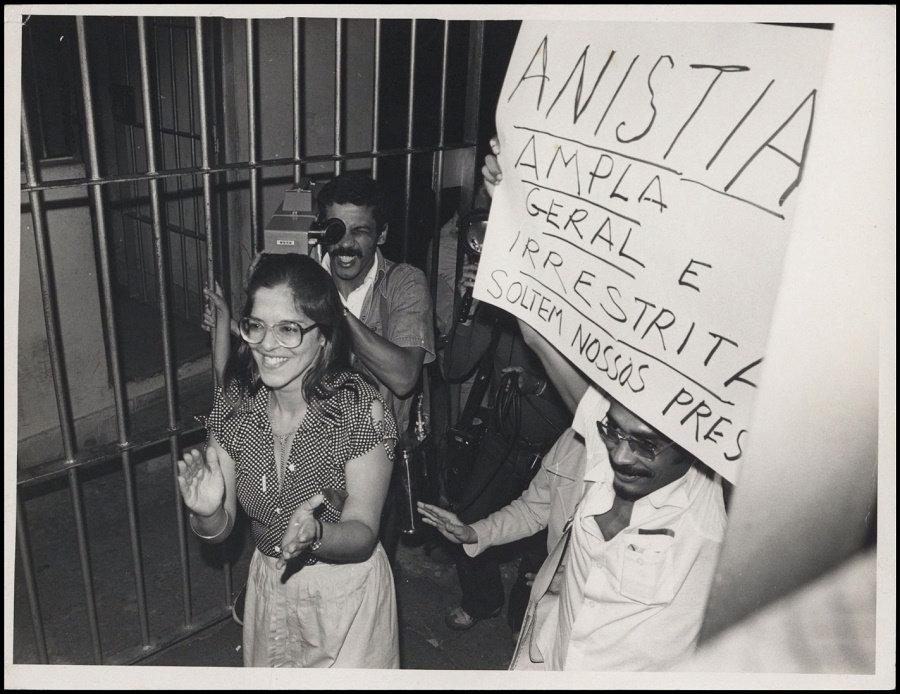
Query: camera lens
322 218 346 246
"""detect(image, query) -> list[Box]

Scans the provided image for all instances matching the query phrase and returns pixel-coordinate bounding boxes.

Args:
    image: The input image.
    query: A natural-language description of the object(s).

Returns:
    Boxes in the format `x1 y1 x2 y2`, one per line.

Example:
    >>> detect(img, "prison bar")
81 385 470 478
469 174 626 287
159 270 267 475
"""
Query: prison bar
194 16 233 609
292 18 303 186
334 19 343 177
429 21 451 305
21 72 105 663
184 24 205 316
371 19 382 180
121 22 150 303
403 19 417 262
137 16 194 628
464 22 485 211
76 16 152 650
70 467 106 663
163 24 191 318
247 18 262 256
16 500 48 663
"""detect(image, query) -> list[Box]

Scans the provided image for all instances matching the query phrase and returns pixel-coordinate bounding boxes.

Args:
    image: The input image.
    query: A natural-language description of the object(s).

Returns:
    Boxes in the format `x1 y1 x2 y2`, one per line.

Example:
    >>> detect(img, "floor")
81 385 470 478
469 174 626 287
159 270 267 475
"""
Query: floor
13 446 519 670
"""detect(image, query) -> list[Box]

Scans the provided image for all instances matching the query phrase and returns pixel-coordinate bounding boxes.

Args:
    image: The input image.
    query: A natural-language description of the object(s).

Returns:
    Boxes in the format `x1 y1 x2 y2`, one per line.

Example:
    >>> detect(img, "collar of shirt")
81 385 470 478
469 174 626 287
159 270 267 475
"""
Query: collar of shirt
579 441 696 526
245 377 348 433
320 249 384 318
573 387 612 486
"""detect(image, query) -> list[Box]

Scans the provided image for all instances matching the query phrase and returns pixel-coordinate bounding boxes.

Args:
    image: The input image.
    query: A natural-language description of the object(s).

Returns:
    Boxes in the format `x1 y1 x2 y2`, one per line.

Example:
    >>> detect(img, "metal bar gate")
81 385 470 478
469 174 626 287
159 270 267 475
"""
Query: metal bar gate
16 14 484 665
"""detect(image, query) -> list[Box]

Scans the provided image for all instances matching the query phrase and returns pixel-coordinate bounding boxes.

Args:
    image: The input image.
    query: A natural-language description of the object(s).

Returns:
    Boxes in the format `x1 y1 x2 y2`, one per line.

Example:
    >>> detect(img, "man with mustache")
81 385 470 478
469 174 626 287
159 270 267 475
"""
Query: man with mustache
418 140 726 670
420 336 726 670
316 172 436 564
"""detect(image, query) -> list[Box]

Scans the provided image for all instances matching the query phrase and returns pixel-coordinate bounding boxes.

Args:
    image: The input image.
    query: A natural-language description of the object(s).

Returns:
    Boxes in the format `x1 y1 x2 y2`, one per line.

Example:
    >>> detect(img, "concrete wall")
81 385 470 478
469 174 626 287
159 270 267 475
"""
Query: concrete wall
18 162 113 458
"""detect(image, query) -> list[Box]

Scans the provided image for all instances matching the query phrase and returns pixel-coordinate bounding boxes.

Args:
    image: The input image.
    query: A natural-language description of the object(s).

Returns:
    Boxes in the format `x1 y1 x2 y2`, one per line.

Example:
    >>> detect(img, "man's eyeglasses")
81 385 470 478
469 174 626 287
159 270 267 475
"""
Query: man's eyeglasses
596 419 676 462
239 317 320 349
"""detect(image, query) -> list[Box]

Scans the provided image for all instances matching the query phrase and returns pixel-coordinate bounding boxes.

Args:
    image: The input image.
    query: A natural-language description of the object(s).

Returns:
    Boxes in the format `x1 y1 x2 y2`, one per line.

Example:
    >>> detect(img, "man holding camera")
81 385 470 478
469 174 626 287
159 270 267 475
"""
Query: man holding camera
316 173 436 563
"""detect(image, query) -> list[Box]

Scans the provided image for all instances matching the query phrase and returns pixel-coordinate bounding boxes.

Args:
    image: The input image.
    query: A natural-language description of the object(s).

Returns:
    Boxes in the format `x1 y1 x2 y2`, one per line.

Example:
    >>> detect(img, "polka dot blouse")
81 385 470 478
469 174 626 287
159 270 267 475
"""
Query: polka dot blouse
205 370 398 563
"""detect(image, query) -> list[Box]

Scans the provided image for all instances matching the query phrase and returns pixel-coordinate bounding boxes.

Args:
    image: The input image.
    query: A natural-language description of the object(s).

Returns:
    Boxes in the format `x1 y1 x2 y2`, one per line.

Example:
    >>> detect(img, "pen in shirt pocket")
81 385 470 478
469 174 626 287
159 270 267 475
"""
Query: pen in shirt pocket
627 528 675 552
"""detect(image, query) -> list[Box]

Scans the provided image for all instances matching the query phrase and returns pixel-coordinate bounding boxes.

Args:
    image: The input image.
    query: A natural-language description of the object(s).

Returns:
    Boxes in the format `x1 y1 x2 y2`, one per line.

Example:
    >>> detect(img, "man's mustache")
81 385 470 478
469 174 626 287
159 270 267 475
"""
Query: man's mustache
611 463 652 478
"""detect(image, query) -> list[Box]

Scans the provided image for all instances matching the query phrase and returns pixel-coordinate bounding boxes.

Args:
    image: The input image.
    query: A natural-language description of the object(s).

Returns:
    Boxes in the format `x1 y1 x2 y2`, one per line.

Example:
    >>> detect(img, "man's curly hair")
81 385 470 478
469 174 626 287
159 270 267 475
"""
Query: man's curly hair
316 172 388 232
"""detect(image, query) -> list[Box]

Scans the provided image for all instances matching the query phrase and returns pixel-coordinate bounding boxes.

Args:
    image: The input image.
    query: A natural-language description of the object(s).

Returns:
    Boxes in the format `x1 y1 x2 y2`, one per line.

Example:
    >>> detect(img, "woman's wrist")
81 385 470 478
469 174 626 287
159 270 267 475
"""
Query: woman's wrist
189 506 230 541
310 518 324 553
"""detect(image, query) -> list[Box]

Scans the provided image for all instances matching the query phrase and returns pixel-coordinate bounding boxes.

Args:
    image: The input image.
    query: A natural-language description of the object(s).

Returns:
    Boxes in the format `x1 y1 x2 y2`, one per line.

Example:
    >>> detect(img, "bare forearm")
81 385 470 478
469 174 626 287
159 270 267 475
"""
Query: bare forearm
313 519 378 563
344 311 422 397
520 324 588 413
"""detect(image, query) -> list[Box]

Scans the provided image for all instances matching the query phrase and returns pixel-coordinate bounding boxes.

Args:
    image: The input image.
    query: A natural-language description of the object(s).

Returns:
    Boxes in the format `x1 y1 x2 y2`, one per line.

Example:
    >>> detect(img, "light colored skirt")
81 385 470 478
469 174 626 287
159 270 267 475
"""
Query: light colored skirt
243 543 399 668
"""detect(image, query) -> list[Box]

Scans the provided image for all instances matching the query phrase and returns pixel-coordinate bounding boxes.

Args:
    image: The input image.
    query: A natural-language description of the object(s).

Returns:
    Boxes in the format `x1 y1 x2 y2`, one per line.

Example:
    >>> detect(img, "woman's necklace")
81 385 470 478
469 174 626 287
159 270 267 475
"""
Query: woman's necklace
272 427 298 492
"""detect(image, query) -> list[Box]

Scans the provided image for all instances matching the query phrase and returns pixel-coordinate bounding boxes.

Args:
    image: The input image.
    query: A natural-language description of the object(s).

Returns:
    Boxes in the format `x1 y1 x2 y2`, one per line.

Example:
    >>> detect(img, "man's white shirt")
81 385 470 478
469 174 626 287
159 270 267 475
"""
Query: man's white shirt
320 251 379 318
549 387 727 671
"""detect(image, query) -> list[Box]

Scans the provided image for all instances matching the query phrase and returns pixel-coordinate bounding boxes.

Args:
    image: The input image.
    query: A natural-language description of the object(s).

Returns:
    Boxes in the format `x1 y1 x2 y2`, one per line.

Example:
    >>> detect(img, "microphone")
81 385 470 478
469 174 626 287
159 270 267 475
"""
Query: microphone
457 211 489 323
310 217 346 247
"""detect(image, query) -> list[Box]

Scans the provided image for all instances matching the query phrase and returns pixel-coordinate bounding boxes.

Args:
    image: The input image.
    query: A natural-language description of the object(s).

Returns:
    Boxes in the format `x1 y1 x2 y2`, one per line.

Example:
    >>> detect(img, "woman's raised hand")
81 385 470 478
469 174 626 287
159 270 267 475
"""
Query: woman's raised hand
481 136 503 198
176 447 226 518
416 502 477 544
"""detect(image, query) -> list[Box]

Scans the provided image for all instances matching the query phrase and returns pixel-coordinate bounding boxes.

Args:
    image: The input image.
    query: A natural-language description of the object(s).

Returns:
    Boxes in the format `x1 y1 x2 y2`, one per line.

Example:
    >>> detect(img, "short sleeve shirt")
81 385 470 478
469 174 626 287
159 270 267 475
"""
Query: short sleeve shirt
356 250 436 433
205 371 398 563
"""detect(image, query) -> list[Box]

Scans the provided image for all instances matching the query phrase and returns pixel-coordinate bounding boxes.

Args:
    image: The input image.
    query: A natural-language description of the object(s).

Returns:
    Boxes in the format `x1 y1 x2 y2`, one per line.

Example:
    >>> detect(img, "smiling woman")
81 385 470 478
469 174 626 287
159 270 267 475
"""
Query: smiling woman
176 253 400 668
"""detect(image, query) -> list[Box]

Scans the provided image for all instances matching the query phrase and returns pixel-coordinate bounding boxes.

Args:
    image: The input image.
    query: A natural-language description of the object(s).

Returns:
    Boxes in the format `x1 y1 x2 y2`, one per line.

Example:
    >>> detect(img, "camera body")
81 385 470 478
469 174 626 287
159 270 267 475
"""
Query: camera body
264 178 346 254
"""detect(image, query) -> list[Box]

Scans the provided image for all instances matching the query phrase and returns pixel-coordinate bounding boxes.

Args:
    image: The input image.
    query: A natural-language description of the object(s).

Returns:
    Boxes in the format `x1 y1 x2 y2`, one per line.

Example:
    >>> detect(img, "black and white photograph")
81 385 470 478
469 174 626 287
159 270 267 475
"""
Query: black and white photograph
5 4 895 690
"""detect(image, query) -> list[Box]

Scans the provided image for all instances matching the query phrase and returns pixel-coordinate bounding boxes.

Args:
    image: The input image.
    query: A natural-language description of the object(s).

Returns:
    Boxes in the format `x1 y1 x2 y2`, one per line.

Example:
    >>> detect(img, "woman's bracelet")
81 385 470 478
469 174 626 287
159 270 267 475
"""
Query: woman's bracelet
189 508 231 541
310 518 324 553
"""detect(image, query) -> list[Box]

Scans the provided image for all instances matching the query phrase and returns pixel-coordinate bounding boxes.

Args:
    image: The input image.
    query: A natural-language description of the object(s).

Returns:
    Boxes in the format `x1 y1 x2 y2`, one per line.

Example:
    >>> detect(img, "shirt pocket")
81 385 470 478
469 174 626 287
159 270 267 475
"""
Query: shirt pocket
618 536 674 605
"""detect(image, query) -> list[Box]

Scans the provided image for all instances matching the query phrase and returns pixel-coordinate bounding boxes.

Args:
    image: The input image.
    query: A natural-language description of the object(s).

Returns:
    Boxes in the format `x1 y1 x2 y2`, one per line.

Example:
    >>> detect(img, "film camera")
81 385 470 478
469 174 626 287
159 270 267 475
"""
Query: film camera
263 178 346 254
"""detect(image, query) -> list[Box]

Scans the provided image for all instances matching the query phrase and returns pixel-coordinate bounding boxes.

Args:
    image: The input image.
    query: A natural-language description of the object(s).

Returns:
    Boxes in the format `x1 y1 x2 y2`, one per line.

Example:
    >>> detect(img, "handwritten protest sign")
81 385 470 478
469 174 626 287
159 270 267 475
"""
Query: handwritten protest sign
474 22 832 482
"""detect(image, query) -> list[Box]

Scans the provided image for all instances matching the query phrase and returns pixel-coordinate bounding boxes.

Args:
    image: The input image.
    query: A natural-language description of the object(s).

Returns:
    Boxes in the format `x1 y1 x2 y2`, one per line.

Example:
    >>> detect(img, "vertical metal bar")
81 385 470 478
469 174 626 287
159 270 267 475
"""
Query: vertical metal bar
403 19 417 262
67 467 104 663
185 25 204 312
463 21 485 212
76 17 151 649
167 24 190 318
122 22 148 302
292 18 303 186
21 91 77 463
371 19 381 180
333 18 342 176
137 16 192 627
196 18 216 291
26 28 49 159
246 18 261 256
429 21 450 304
195 16 232 606
16 499 49 663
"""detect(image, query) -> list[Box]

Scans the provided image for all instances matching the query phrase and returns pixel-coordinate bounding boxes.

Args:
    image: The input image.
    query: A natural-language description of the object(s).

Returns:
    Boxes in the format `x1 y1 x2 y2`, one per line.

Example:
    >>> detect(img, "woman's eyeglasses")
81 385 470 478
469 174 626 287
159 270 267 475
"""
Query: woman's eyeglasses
239 317 320 349
596 419 676 462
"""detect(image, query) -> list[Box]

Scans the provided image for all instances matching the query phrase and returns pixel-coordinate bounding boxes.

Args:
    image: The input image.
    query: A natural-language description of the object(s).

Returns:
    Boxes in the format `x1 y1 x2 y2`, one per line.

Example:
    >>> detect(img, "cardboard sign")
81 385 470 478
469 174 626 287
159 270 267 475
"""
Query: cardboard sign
474 22 832 482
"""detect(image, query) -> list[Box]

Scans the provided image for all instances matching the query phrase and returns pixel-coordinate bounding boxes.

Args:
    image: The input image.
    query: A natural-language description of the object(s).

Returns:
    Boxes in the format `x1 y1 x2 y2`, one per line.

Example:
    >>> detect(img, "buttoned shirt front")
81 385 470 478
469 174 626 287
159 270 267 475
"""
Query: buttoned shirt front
321 250 379 319
325 248 435 433
550 442 726 671
205 372 398 562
